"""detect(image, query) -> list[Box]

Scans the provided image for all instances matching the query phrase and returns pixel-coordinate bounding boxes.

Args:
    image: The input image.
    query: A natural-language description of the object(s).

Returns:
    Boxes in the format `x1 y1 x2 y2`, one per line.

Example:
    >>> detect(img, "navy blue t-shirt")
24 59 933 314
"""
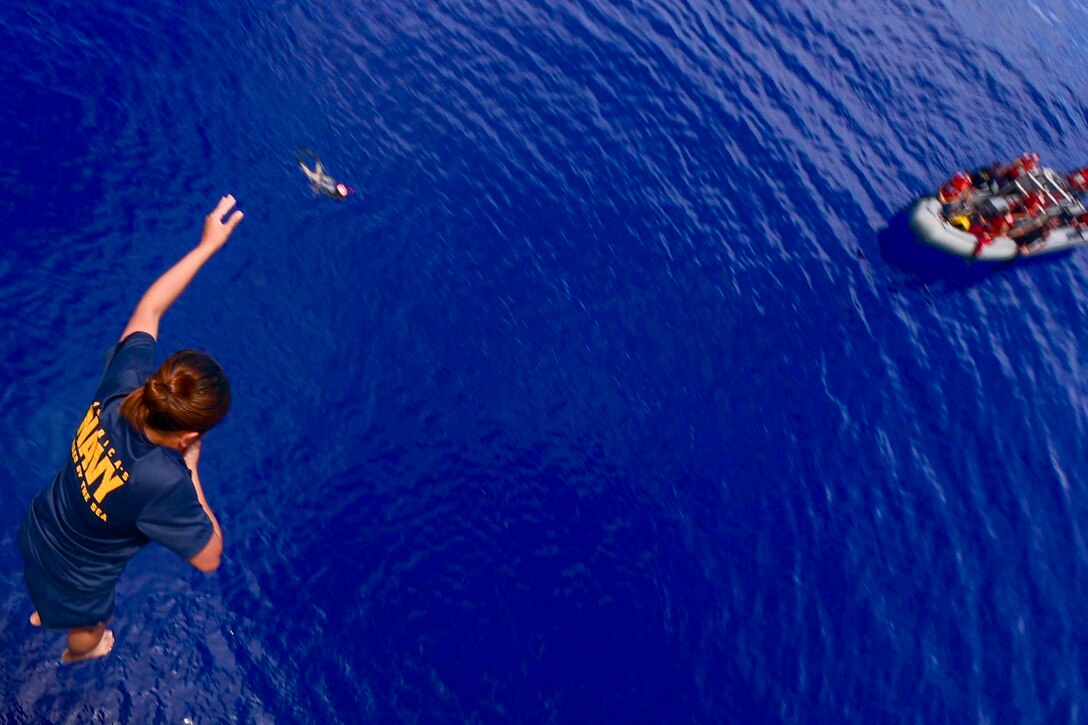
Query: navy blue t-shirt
19 332 214 628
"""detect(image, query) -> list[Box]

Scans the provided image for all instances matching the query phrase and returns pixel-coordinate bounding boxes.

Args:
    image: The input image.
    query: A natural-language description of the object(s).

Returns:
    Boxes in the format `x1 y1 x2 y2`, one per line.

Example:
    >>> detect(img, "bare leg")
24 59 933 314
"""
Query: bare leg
62 623 114 664
299 163 322 184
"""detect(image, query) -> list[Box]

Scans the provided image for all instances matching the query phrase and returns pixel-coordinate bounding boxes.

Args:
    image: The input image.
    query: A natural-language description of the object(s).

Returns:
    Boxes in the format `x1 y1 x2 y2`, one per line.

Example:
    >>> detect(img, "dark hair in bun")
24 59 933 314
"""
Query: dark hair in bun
120 350 231 434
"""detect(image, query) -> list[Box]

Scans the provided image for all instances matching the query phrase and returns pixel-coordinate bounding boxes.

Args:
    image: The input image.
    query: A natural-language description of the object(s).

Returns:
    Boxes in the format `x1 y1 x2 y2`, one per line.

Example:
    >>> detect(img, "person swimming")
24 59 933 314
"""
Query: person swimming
296 147 352 201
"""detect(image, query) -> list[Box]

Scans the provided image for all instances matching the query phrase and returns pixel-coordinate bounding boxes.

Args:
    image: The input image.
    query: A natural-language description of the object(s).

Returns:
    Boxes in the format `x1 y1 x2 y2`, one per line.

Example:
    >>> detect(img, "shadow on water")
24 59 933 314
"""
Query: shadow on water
877 206 1071 293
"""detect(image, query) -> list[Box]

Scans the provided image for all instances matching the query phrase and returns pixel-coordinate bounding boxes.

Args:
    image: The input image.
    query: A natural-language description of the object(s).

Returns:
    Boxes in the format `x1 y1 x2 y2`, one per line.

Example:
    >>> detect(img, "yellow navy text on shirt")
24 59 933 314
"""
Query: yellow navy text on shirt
70 402 129 522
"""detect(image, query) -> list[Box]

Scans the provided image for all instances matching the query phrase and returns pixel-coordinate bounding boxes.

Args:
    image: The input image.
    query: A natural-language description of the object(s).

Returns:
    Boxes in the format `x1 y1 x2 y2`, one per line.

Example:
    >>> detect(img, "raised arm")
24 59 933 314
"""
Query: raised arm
121 195 244 341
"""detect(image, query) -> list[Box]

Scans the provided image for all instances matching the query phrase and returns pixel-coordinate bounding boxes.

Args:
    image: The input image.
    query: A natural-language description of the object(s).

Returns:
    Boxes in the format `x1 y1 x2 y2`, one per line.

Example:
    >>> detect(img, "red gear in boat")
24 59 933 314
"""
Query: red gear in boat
1023 191 1046 216
988 212 1016 237
972 231 993 256
997 153 1038 183
939 172 972 203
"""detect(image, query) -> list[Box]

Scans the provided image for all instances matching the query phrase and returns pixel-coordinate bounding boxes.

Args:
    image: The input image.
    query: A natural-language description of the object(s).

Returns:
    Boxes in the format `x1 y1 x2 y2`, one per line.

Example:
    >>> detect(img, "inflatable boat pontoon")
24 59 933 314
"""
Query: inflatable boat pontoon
910 157 1088 261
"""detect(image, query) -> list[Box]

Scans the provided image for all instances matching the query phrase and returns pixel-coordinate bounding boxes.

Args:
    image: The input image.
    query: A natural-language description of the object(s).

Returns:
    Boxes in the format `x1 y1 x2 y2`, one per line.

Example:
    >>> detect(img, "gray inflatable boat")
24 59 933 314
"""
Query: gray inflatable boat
910 164 1088 260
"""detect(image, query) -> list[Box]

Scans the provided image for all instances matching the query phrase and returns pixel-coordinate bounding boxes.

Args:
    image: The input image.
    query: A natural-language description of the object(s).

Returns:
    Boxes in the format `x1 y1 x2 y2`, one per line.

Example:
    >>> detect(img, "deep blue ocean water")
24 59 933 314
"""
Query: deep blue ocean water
4 0 1088 722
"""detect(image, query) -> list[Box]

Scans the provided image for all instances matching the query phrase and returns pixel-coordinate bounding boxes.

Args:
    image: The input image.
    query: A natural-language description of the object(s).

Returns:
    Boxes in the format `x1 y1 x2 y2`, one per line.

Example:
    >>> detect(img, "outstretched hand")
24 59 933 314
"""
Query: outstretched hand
200 195 245 251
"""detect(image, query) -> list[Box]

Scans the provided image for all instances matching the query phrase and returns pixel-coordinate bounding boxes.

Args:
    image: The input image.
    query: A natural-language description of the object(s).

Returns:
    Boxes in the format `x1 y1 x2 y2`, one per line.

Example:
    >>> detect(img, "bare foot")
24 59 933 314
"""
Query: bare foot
61 630 114 664
29 611 41 627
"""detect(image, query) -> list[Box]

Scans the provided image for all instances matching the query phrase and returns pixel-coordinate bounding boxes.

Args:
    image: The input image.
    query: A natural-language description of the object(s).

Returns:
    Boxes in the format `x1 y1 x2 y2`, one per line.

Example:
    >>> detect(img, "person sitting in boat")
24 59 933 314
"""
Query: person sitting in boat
1057 211 1088 234
965 193 1038 254
1020 190 1047 217
984 193 1046 238
995 152 1040 183
1010 215 1056 253
983 211 1017 239
938 171 974 205
969 212 1044 256
1002 199 1081 255
969 217 995 255
968 165 1001 193
1067 167 1088 193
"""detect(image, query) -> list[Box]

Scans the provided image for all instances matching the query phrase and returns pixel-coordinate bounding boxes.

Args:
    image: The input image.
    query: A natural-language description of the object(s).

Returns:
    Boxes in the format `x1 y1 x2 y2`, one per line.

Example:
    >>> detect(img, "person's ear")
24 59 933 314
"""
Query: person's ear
179 432 201 451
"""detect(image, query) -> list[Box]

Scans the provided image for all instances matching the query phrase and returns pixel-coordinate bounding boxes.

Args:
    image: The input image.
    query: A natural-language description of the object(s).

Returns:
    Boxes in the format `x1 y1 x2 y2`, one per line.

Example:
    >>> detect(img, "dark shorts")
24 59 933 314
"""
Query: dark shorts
18 520 115 630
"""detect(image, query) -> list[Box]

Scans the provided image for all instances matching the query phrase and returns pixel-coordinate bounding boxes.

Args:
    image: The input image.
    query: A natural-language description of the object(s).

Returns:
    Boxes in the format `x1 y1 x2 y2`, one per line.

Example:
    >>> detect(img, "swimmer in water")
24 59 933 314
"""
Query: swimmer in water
296 147 352 201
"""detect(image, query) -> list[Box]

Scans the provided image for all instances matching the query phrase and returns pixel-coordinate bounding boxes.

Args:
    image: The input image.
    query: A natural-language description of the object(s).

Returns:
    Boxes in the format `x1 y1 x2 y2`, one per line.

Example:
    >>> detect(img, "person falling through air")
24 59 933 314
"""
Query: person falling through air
18 195 244 663
296 147 353 200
